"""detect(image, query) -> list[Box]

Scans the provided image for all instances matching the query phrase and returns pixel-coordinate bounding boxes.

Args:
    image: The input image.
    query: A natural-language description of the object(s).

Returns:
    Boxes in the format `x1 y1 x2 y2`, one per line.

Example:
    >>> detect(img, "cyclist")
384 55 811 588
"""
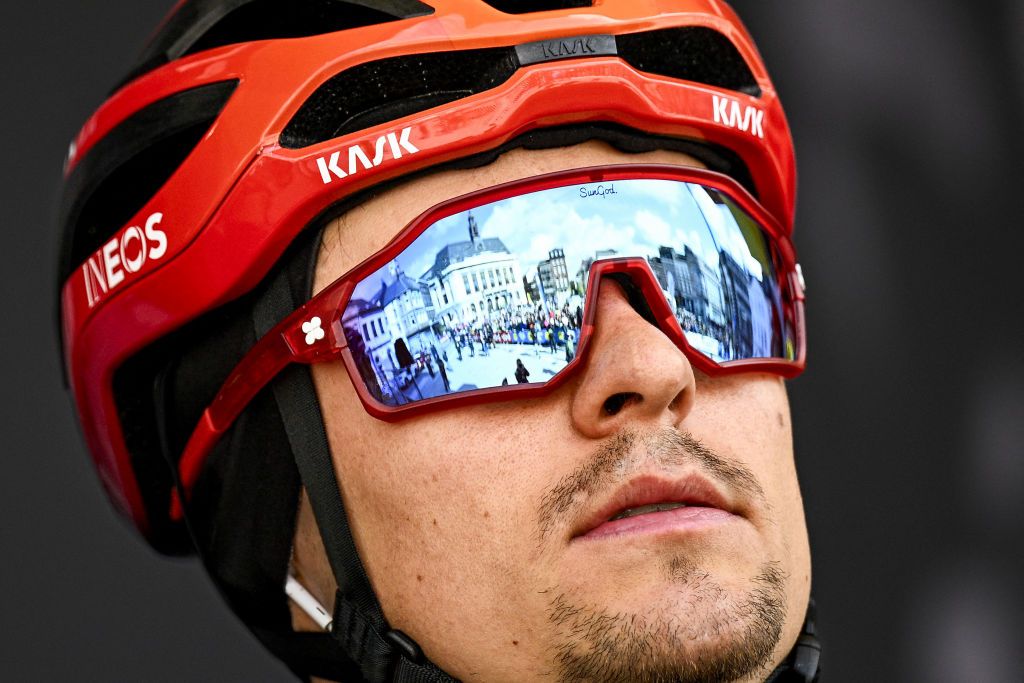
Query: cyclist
58 1 820 680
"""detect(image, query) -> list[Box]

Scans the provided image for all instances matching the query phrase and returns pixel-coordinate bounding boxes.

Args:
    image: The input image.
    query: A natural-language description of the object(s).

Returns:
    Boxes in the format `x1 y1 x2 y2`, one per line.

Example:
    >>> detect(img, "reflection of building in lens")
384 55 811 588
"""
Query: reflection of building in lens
575 249 619 293
648 246 727 332
343 297 393 376
753 268 787 358
717 248 753 359
537 248 570 306
344 260 436 374
522 274 540 304
422 210 526 324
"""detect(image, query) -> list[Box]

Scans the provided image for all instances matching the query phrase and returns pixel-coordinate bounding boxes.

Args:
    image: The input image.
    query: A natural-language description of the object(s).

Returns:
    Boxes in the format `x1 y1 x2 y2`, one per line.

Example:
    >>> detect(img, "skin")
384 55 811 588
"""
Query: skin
292 141 811 682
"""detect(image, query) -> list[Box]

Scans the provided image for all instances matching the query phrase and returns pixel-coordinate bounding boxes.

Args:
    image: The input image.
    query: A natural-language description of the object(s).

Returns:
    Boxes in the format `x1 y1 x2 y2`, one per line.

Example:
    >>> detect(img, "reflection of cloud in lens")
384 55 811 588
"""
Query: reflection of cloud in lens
526 231 556 268
409 251 436 281
371 179 770 299
630 178 686 208
683 229 712 265
482 195 641 278
634 209 673 250
687 185 764 281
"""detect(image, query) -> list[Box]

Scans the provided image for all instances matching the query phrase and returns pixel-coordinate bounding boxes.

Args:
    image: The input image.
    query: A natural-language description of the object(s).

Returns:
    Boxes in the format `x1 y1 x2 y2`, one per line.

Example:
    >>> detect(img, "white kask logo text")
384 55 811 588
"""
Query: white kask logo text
712 95 765 139
315 127 420 185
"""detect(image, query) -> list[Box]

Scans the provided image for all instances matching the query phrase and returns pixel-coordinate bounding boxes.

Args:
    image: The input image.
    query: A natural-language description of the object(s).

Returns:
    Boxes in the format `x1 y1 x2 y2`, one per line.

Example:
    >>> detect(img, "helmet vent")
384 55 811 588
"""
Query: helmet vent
617 27 761 97
118 0 435 90
280 48 519 149
481 0 594 13
59 81 238 284
280 26 760 149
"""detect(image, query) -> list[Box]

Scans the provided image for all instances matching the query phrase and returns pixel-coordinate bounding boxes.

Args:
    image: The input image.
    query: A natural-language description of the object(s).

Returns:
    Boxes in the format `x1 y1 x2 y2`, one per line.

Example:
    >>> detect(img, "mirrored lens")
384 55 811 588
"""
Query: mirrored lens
342 178 796 407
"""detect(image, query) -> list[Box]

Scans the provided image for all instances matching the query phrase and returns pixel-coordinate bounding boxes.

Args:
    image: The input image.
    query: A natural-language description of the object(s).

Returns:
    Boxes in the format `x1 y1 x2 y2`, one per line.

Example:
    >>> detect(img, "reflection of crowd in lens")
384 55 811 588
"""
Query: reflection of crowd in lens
346 292 589 406
440 300 583 364
676 308 733 362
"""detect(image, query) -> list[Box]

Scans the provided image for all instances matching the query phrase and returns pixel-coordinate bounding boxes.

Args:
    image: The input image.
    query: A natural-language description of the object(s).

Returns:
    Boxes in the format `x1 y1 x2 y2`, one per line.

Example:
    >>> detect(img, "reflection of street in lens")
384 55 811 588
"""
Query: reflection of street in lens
399 337 571 399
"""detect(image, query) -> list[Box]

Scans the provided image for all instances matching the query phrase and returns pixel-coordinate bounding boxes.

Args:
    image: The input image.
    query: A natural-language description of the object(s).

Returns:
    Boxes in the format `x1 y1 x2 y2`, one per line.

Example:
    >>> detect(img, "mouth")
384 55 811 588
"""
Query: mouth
572 474 739 542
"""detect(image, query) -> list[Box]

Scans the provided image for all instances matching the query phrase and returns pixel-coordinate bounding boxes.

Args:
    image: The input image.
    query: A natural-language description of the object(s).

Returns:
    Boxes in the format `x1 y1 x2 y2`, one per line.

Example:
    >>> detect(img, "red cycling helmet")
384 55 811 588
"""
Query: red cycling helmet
58 1 807 679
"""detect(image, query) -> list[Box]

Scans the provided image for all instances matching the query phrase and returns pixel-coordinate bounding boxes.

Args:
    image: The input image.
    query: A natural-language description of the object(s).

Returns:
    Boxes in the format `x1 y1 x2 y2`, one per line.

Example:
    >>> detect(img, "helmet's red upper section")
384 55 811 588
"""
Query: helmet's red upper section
60 0 796 542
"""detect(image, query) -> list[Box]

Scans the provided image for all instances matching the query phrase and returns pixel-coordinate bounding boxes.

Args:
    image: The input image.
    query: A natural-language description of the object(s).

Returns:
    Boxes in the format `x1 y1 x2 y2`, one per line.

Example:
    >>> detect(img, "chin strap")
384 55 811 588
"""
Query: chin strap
273 362 453 683
254 263 451 682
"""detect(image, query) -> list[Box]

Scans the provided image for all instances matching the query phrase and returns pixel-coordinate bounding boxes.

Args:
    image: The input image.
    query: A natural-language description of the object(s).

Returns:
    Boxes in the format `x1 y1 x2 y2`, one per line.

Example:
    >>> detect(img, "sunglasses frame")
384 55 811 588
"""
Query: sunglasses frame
173 164 806 514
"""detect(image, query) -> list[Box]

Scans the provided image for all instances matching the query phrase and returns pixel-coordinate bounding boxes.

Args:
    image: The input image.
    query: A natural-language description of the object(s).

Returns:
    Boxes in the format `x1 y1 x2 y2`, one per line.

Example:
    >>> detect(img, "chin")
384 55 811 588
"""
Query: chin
545 560 788 683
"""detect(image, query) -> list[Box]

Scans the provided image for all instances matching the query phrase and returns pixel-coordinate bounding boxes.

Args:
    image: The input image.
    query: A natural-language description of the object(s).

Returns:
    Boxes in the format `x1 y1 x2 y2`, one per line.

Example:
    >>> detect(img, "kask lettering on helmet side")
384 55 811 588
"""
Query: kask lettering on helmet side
712 95 765 139
316 127 420 185
81 212 167 309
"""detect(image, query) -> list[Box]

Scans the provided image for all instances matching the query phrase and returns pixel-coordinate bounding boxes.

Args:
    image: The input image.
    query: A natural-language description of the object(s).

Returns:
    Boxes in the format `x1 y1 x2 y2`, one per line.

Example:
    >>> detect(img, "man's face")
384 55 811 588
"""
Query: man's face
304 142 811 682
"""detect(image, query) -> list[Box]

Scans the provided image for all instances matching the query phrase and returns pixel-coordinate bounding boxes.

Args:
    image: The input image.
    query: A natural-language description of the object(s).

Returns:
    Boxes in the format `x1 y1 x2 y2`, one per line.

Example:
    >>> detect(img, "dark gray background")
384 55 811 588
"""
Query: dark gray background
2 1 1022 680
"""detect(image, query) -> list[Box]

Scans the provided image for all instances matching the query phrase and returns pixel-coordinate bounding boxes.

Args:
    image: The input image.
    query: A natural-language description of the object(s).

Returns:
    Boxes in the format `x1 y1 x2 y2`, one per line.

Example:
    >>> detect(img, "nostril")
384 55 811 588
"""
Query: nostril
603 392 642 416
668 388 687 412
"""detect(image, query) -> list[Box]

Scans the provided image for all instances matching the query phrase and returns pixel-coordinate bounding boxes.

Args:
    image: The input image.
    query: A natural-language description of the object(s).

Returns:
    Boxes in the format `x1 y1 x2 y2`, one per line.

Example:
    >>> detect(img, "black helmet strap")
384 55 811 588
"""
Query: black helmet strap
253 257 450 682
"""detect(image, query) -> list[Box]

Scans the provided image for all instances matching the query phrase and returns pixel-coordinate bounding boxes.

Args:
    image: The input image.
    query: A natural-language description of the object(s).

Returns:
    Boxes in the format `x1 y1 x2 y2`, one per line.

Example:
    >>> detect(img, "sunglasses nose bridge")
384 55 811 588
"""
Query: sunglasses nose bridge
583 257 687 347
569 258 697 436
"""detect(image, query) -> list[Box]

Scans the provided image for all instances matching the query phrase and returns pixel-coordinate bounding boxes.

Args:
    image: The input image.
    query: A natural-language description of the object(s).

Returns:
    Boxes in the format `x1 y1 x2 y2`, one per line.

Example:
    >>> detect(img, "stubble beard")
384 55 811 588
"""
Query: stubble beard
547 559 787 683
537 428 790 682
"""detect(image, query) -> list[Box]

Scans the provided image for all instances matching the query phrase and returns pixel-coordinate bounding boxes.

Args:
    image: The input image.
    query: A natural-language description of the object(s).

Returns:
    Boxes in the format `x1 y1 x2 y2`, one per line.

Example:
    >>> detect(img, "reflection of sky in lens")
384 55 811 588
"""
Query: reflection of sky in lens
352 179 768 300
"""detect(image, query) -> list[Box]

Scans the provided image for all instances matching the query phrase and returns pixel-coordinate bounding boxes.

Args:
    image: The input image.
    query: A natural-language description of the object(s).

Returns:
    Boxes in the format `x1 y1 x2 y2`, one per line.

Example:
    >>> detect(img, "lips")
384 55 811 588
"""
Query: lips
572 474 738 541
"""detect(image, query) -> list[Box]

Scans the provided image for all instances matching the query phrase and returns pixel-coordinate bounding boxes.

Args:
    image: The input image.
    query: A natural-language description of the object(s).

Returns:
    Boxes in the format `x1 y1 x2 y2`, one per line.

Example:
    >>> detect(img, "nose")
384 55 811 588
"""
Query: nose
569 276 696 439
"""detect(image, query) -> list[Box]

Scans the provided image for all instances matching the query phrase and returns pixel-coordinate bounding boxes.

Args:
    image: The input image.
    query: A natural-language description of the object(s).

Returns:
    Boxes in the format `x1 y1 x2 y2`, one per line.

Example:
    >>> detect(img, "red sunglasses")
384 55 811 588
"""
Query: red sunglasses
172 164 805 517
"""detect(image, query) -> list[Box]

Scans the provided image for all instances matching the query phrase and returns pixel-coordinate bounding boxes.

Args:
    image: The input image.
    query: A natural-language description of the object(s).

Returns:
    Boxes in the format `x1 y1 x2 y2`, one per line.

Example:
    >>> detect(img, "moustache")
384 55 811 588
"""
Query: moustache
536 428 767 543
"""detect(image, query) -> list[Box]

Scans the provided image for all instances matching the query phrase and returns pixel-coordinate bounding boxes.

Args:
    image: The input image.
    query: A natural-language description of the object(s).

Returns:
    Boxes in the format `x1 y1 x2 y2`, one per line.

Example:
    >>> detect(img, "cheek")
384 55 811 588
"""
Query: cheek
686 374 811 607
686 374 807 545
689 374 794 475
313 361 554 622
